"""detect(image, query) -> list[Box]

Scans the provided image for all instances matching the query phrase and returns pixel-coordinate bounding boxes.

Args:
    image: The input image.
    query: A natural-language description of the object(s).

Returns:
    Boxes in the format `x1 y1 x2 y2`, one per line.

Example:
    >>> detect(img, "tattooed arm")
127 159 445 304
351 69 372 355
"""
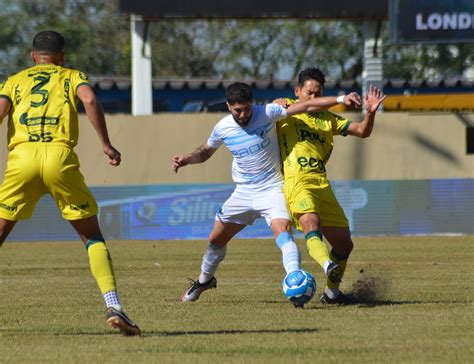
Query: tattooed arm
171 143 218 173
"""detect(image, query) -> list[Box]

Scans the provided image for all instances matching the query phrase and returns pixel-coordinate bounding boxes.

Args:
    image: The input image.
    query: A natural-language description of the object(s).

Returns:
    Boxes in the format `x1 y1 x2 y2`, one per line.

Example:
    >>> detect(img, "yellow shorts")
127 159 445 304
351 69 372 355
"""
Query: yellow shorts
283 176 348 231
0 144 98 221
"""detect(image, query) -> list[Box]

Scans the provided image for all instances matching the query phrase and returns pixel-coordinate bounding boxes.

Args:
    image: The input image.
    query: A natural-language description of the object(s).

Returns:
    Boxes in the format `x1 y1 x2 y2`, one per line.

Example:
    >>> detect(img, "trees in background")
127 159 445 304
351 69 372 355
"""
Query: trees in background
0 0 130 79
0 0 472 81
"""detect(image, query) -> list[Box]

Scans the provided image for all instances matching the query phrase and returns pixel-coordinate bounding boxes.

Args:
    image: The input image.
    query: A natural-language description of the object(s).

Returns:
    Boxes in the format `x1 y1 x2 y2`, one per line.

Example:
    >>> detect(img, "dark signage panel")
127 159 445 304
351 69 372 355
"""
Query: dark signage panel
119 0 388 19
390 0 474 43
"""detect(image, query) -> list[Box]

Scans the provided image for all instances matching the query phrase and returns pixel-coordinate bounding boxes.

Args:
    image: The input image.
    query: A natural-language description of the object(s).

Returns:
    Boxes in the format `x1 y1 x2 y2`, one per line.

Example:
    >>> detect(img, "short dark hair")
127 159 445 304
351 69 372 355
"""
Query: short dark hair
297 68 326 87
33 31 65 54
226 82 253 105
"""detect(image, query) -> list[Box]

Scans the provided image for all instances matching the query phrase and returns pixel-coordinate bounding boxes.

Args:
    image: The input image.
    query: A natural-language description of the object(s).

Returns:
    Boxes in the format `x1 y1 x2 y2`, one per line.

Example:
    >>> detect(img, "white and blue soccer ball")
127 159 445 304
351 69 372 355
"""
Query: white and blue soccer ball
282 269 316 305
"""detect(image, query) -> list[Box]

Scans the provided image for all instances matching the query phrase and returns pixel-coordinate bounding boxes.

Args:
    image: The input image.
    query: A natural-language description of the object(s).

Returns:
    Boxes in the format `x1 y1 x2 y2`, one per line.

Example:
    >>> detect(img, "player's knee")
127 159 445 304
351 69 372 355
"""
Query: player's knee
208 235 227 247
299 213 320 231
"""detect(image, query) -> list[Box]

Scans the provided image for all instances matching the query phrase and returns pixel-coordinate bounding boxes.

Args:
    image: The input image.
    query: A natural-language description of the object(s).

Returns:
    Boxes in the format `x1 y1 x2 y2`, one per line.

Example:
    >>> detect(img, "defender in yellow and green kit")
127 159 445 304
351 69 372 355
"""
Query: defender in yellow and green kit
0 30 140 336
276 68 385 305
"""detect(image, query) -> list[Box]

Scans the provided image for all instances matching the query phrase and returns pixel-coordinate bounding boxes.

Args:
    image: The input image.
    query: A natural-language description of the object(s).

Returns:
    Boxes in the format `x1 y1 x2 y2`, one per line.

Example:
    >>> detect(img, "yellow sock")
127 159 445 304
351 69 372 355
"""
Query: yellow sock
305 230 331 269
86 240 117 294
326 249 349 290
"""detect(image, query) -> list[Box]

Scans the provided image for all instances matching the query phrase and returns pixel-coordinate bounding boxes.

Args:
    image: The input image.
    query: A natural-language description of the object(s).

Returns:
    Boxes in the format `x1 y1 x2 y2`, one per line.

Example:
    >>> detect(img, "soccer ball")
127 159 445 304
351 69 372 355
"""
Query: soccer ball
282 270 316 305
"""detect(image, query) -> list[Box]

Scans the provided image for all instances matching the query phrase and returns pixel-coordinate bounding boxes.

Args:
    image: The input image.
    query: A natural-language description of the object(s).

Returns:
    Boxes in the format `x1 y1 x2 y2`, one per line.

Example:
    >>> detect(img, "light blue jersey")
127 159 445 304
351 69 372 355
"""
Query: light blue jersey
207 104 288 191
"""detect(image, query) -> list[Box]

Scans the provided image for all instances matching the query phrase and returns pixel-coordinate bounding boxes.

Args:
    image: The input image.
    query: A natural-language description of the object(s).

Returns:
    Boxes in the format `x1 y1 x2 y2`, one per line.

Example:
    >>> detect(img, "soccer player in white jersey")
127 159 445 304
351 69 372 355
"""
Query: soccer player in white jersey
171 82 360 304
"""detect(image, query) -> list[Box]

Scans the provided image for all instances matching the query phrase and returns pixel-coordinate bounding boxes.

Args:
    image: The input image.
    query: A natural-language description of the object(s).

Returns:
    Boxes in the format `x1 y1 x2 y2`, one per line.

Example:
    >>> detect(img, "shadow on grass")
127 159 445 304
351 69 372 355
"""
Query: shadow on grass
0 329 113 336
145 327 321 337
259 297 472 309
355 298 473 308
0 327 322 337
258 299 324 309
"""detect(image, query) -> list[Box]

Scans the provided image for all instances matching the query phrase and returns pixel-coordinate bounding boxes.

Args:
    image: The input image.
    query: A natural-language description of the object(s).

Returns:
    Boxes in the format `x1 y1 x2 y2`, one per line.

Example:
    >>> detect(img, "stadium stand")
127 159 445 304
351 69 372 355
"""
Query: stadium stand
89 76 474 113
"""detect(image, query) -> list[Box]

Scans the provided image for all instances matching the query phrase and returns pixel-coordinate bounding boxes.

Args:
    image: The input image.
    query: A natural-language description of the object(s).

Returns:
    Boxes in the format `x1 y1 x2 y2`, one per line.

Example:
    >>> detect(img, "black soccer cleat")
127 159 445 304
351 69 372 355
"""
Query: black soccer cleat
320 292 355 305
293 302 305 309
181 277 217 302
106 307 141 336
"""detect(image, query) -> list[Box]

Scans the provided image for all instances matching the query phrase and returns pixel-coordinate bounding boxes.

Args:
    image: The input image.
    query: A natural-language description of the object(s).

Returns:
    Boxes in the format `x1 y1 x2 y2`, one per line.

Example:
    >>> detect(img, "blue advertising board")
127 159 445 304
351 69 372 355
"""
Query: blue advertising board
8 179 474 241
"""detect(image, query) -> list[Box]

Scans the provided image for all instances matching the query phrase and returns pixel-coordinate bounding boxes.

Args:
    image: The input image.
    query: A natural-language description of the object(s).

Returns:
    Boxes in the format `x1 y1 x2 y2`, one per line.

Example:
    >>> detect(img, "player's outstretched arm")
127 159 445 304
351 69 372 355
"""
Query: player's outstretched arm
283 93 361 116
171 143 217 173
77 85 121 166
347 85 386 138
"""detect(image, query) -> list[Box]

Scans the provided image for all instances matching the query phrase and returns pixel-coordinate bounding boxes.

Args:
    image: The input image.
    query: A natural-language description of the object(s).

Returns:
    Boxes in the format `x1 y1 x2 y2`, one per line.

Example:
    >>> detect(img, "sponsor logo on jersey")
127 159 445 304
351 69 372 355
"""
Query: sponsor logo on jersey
0 202 17 212
70 202 90 211
19 113 59 126
298 128 326 144
297 156 326 173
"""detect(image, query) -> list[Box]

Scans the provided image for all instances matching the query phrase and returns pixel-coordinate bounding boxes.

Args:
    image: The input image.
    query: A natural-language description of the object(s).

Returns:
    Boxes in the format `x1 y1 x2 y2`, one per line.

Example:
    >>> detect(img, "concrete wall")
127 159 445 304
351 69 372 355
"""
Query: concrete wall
1 112 473 185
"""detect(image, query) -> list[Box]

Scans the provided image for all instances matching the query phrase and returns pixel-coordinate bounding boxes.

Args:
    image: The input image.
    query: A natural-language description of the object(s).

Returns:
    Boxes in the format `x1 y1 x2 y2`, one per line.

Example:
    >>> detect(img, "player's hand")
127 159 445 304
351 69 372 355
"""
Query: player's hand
171 154 187 173
104 144 121 167
365 85 386 113
272 98 289 108
344 92 361 108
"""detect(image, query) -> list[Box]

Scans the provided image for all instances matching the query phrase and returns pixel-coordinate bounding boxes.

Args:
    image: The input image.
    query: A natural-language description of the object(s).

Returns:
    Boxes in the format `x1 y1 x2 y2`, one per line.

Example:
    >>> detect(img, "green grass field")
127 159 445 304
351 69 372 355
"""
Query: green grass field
1 236 473 363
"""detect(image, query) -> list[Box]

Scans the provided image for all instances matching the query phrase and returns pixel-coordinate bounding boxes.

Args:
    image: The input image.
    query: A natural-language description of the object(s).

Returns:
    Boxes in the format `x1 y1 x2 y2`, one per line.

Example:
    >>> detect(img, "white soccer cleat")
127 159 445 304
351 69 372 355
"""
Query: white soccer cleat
181 277 217 302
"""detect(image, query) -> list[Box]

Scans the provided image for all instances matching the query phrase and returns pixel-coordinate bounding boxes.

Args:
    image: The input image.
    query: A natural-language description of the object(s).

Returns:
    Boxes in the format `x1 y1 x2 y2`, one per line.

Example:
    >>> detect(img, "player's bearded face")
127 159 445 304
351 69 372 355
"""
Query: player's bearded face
227 102 253 126
296 79 323 102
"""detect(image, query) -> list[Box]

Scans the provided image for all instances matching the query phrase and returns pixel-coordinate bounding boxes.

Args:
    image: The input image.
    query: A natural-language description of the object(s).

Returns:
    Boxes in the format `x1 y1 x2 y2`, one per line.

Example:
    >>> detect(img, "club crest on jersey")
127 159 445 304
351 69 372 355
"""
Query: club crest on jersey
254 126 268 138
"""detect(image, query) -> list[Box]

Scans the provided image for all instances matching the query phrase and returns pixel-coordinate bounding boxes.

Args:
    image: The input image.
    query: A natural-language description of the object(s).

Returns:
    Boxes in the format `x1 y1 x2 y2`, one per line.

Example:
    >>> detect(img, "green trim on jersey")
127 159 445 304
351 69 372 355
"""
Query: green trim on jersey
341 120 352 136
0 94 12 103
75 82 91 92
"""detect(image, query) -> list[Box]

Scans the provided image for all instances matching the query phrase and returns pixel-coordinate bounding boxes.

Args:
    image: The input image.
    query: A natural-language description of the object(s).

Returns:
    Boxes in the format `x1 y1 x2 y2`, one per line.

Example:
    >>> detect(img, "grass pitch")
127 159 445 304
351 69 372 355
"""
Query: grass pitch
1 236 473 363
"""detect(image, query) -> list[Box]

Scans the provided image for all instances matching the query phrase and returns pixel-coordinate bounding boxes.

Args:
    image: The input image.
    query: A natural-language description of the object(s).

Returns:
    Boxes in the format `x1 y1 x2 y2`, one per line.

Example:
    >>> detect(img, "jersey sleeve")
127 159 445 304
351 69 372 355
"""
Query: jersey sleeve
207 124 223 148
71 70 91 93
265 103 288 121
331 113 351 136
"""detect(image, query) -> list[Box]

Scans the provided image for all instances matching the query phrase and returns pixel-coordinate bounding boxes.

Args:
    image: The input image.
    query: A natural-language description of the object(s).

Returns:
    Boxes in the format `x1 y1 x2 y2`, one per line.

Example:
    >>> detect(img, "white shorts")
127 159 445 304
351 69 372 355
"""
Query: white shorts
216 185 291 226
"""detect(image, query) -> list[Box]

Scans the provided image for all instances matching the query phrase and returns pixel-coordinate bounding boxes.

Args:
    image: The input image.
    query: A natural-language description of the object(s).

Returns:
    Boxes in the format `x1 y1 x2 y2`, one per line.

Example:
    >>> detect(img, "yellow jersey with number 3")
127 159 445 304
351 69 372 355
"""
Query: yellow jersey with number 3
276 98 351 179
0 64 90 150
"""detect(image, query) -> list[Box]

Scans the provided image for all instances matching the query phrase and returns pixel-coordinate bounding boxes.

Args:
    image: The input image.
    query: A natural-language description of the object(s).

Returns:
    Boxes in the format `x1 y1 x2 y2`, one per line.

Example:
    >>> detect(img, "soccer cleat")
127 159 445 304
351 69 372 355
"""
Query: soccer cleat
181 277 217 302
320 292 355 305
106 307 141 336
326 262 343 284
293 302 305 309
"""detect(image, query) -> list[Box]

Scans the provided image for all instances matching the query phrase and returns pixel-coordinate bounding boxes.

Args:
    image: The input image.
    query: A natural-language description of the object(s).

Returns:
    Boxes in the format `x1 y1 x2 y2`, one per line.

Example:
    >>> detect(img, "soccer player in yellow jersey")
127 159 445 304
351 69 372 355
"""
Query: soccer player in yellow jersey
0 31 140 335
276 68 385 304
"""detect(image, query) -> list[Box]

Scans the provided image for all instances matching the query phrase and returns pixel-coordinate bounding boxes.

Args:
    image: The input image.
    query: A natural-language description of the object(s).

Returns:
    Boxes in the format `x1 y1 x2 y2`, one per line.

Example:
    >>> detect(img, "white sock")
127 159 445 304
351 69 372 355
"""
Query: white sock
323 260 334 274
276 232 301 274
199 243 227 283
325 288 340 299
104 290 122 311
